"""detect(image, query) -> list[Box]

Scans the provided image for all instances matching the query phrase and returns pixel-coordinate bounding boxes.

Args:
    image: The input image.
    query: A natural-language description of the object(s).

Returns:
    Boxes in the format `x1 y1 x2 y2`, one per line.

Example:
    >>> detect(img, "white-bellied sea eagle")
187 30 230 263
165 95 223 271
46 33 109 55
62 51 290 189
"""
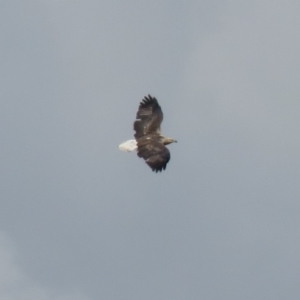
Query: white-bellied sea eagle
119 95 177 172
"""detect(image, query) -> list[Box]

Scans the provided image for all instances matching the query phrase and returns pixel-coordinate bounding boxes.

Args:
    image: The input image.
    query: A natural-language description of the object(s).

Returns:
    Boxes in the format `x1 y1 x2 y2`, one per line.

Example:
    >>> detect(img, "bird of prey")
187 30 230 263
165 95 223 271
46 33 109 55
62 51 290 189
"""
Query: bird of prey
119 95 177 172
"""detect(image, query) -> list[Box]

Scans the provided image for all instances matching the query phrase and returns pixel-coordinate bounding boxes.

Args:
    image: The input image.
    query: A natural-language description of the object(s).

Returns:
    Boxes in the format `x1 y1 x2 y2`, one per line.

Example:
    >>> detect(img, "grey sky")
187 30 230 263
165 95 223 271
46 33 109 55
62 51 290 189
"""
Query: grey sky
1 1 300 299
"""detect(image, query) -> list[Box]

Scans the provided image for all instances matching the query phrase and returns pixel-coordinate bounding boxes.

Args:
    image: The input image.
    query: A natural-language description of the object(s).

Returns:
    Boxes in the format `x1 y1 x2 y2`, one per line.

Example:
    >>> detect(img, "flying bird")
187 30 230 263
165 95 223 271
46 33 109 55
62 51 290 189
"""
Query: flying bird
119 95 177 172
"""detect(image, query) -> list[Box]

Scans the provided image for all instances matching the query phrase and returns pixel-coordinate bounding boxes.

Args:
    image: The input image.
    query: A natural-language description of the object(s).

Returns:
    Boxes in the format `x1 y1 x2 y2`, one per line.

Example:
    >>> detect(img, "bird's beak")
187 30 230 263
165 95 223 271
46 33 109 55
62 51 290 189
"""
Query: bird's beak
174 140 178 143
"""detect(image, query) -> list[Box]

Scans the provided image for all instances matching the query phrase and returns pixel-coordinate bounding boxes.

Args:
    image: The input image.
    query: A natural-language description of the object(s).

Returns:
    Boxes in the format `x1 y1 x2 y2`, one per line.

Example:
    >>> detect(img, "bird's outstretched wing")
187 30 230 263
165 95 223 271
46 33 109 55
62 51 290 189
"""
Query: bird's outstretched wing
133 95 163 139
136 135 170 172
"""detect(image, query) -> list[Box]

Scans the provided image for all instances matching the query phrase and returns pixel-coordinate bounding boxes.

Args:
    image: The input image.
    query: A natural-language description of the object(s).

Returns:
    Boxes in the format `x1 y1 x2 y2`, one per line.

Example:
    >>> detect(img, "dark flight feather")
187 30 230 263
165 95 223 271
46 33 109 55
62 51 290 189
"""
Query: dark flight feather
136 135 170 172
134 95 163 139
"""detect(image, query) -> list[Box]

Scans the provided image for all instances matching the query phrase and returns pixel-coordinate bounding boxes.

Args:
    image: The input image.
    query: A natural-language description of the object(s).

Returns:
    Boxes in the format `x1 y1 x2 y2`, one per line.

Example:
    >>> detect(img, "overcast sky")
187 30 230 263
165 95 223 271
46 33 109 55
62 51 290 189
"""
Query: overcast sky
1 1 300 299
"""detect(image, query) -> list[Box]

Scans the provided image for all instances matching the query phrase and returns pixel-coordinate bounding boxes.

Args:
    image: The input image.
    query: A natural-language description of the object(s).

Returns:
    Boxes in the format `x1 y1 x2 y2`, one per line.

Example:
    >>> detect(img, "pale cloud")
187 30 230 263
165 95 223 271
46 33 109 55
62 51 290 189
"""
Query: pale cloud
0 233 90 300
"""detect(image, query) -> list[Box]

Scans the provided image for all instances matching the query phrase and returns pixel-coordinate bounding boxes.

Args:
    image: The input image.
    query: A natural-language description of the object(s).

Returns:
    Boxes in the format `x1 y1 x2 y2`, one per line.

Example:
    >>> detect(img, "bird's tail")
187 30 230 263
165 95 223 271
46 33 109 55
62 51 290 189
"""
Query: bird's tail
118 139 137 152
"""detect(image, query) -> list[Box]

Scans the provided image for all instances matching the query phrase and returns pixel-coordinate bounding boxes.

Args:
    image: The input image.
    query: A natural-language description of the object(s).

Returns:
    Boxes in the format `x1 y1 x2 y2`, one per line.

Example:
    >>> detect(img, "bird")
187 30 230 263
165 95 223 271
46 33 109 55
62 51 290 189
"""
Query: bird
119 95 177 172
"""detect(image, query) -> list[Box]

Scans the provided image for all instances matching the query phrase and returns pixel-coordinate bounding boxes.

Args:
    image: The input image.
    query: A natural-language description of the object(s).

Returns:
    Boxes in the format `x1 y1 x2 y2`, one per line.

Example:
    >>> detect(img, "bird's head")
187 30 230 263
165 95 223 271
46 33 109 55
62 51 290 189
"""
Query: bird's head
163 137 177 145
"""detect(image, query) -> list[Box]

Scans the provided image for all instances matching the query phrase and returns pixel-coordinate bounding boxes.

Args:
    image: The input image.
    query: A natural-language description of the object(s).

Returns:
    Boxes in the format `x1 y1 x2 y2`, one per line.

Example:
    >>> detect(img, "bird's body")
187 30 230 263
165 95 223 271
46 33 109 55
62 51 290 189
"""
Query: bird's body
119 95 177 172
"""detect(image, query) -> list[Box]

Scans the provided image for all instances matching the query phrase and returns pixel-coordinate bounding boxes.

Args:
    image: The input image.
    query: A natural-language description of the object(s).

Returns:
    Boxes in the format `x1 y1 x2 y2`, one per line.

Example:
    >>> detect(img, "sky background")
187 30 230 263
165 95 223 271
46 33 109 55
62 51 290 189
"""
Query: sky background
1 1 300 299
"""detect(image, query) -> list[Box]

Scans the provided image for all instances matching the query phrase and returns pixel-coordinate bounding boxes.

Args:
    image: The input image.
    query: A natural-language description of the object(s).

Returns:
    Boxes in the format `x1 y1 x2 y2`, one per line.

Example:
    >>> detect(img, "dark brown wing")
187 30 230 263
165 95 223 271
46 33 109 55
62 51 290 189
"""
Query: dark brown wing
133 95 163 139
136 135 170 172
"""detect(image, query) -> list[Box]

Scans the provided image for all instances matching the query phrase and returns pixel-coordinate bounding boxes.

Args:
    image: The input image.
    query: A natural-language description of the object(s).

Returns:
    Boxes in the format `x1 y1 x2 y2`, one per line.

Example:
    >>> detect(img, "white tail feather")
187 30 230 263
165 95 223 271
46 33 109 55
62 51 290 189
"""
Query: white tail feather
118 139 137 152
